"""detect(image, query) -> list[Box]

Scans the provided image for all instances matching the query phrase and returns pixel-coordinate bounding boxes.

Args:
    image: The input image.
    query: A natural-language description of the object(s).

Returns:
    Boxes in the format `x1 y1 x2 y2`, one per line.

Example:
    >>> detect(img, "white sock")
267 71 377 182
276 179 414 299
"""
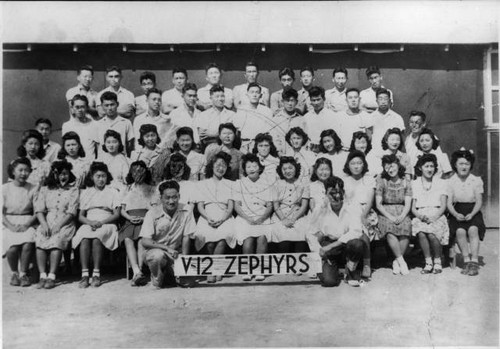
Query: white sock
425 257 432 265
81 269 89 277
463 255 471 263
434 257 442 265
48 273 56 280
93 269 100 277
19 272 26 277
40 272 48 279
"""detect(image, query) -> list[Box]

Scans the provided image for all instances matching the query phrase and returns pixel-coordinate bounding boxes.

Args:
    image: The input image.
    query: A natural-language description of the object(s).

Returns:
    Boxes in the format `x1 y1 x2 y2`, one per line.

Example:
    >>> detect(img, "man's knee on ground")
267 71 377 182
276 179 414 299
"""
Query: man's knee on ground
345 239 364 262
145 248 169 266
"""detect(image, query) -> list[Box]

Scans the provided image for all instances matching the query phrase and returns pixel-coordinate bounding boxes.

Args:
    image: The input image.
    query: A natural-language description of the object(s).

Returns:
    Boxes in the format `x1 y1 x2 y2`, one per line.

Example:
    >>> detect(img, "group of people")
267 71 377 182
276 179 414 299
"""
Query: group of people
3 61 486 289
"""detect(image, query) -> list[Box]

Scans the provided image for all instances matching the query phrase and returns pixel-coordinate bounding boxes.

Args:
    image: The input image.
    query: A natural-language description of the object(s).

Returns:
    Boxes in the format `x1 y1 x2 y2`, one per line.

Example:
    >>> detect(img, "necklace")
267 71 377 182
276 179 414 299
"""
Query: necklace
422 178 433 191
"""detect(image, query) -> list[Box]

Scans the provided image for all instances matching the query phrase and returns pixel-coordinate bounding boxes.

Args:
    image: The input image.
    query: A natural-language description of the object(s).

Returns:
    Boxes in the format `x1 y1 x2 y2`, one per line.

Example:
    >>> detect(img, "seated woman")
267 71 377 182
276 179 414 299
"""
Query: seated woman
309 157 335 215
129 124 163 169
34 160 79 289
17 129 51 186
252 133 280 186
119 161 157 287
73 162 121 288
194 152 237 283
205 123 243 180
172 127 206 181
58 131 90 189
349 131 380 177
3 158 37 287
284 127 317 181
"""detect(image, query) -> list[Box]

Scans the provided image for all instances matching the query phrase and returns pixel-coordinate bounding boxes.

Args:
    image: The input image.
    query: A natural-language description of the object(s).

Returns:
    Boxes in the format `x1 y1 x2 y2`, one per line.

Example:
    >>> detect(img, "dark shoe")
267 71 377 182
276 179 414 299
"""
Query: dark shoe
467 262 479 276
78 276 90 289
20 275 31 287
361 265 371 279
131 272 148 287
36 278 47 289
460 262 470 275
91 276 101 288
10 273 21 287
44 278 56 289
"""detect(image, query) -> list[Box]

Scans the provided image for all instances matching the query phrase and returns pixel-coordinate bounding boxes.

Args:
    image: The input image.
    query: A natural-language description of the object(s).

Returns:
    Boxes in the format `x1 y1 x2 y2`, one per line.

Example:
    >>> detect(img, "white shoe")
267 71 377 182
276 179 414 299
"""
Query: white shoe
392 260 401 275
242 275 253 281
308 273 317 279
399 259 409 275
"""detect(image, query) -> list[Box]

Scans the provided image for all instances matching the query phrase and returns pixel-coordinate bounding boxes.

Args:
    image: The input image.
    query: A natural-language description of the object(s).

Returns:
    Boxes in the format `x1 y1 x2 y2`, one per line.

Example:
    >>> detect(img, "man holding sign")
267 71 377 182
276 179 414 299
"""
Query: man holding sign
140 180 195 289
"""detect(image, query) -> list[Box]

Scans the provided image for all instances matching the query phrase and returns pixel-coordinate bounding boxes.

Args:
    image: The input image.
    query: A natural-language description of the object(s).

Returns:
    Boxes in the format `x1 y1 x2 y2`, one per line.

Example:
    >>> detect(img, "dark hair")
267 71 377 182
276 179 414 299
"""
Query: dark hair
282 87 298 101
217 123 242 150
205 151 232 179
285 127 309 147
138 124 161 148
159 180 180 196
205 62 221 73
102 129 124 153
245 61 259 71
77 65 94 75
414 153 438 177
279 67 295 80
311 157 333 182
164 153 191 181
308 86 325 99
451 148 476 172
252 133 279 158
35 118 52 128
182 82 197 94
58 132 86 159
376 88 391 99
366 66 381 78
106 66 122 75
276 156 301 180
100 91 118 104
380 154 406 180
146 88 162 98
71 94 89 106
416 128 440 151
323 176 345 193
346 87 360 96
343 150 369 176
247 82 262 93
210 84 225 95
300 66 314 76
381 127 404 151
172 67 188 78
319 129 343 154
43 160 77 189
349 131 372 154
241 153 265 176
84 161 113 187
125 160 153 185
333 67 348 78
7 157 32 180
17 129 46 159
140 71 156 84
172 127 195 152
409 110 427 123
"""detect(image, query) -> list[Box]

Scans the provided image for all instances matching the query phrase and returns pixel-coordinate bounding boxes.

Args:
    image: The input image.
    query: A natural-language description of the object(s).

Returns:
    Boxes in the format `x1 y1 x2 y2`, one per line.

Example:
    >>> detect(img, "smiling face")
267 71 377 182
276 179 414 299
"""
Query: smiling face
177 134 193 153
183 89 198 108
420 161 436 180
387 133 401 152
316 163 332 182
143 131 158 150
77 69 93 88
281 162 296 181
322 136 336 153
161 188 180 213
348 157 364 177
25 137 41 158
64 139 80 158
409 115 425 135
418 134 434 153
245 161 261 181
105 136 120 154
212 158 228 179
13 163 31 184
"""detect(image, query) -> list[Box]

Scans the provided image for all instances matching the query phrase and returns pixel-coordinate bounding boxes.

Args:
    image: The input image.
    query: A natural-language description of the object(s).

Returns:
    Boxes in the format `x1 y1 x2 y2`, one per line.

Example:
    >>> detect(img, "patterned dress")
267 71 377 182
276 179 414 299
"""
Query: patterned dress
375 177 412 238
27 157 51 186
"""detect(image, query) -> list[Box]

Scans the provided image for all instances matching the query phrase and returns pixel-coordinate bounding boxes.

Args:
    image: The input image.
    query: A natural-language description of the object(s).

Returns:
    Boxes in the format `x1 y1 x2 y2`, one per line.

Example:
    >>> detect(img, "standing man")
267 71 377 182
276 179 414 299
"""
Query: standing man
140 180 195 289
162 68 188 114
336 88 372 150
360 66 394 113
270 67 295 115
197 63 234 111
35 118 61 163
297 66 315 115
97 66 135 120
134 71 157 116
65 65 99 119
167 83 201 147
232 62 270 109
325 67 349 112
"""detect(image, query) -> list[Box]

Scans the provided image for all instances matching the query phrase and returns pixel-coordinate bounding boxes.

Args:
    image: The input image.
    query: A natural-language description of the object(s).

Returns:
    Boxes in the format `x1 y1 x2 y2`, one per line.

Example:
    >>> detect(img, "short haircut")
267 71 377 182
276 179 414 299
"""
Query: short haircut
216 123 241 150
172 67 188 78
308 86 325 99
100 91 118 104
106 66 122 75
77 65 94 75
71 94 89 106
346 87 360 96
210 84 225 95
409 110 427 123
276 156 301 180
333 67 348 78
7 157 32 180
310 157 333 182
58 131 86 159
159 180 180 196
44 160 77 189
205 151 232 179
241 153 264 176
252 133 279 158
146 88 162 98
279 67 295 80
451 148 476 172
380 154 406 180
376 88 391 99
323 176 345 193
319 129 343 154
300 66 314 76
205 62 221 73
17 129 45 159
416 128 440 151
102 129 124 153
182 82 197 94
164 153 191 181
126 160 153 185
245 61 259 71
138 124 161 147
285 127 309 147
84 161 113 187
172 127 195 152
349 131 372 154
247 82 261 92
35 118 52 128
414 153 438 177
366 66 381 78
343 150 369 176
282 87 298 100
140 71 156 84
381 127 404 151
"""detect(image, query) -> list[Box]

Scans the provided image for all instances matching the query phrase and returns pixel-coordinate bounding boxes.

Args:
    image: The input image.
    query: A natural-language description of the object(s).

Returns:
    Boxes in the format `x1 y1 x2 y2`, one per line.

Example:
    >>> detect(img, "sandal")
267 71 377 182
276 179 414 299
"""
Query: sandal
467 262 479 276
460 262 470 275
432 263 442 274
421 263 433 274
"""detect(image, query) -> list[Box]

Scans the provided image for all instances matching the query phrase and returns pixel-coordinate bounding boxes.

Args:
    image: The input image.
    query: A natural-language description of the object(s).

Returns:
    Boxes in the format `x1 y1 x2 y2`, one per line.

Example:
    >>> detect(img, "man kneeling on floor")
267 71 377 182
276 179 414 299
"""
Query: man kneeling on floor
140 180 195 288
307 176 365 287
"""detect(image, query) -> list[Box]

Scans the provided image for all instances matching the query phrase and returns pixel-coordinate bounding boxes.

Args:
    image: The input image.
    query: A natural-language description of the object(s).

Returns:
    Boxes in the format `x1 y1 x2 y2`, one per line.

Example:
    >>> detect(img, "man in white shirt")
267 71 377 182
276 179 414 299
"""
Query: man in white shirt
62 95 100 160
232 62 270 109
162 68 188 115
297 66 315 115
65 65 99 119
166 83 201 147
360 66 394 113
134 71 156 117
325 67 348 112
97 66 135 120
336 88 372 150
197 63 234 111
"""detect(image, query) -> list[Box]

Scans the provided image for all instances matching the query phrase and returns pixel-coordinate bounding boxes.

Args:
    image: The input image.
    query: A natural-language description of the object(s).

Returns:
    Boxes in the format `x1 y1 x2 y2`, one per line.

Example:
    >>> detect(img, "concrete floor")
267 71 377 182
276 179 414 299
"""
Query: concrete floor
3 229 499 348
